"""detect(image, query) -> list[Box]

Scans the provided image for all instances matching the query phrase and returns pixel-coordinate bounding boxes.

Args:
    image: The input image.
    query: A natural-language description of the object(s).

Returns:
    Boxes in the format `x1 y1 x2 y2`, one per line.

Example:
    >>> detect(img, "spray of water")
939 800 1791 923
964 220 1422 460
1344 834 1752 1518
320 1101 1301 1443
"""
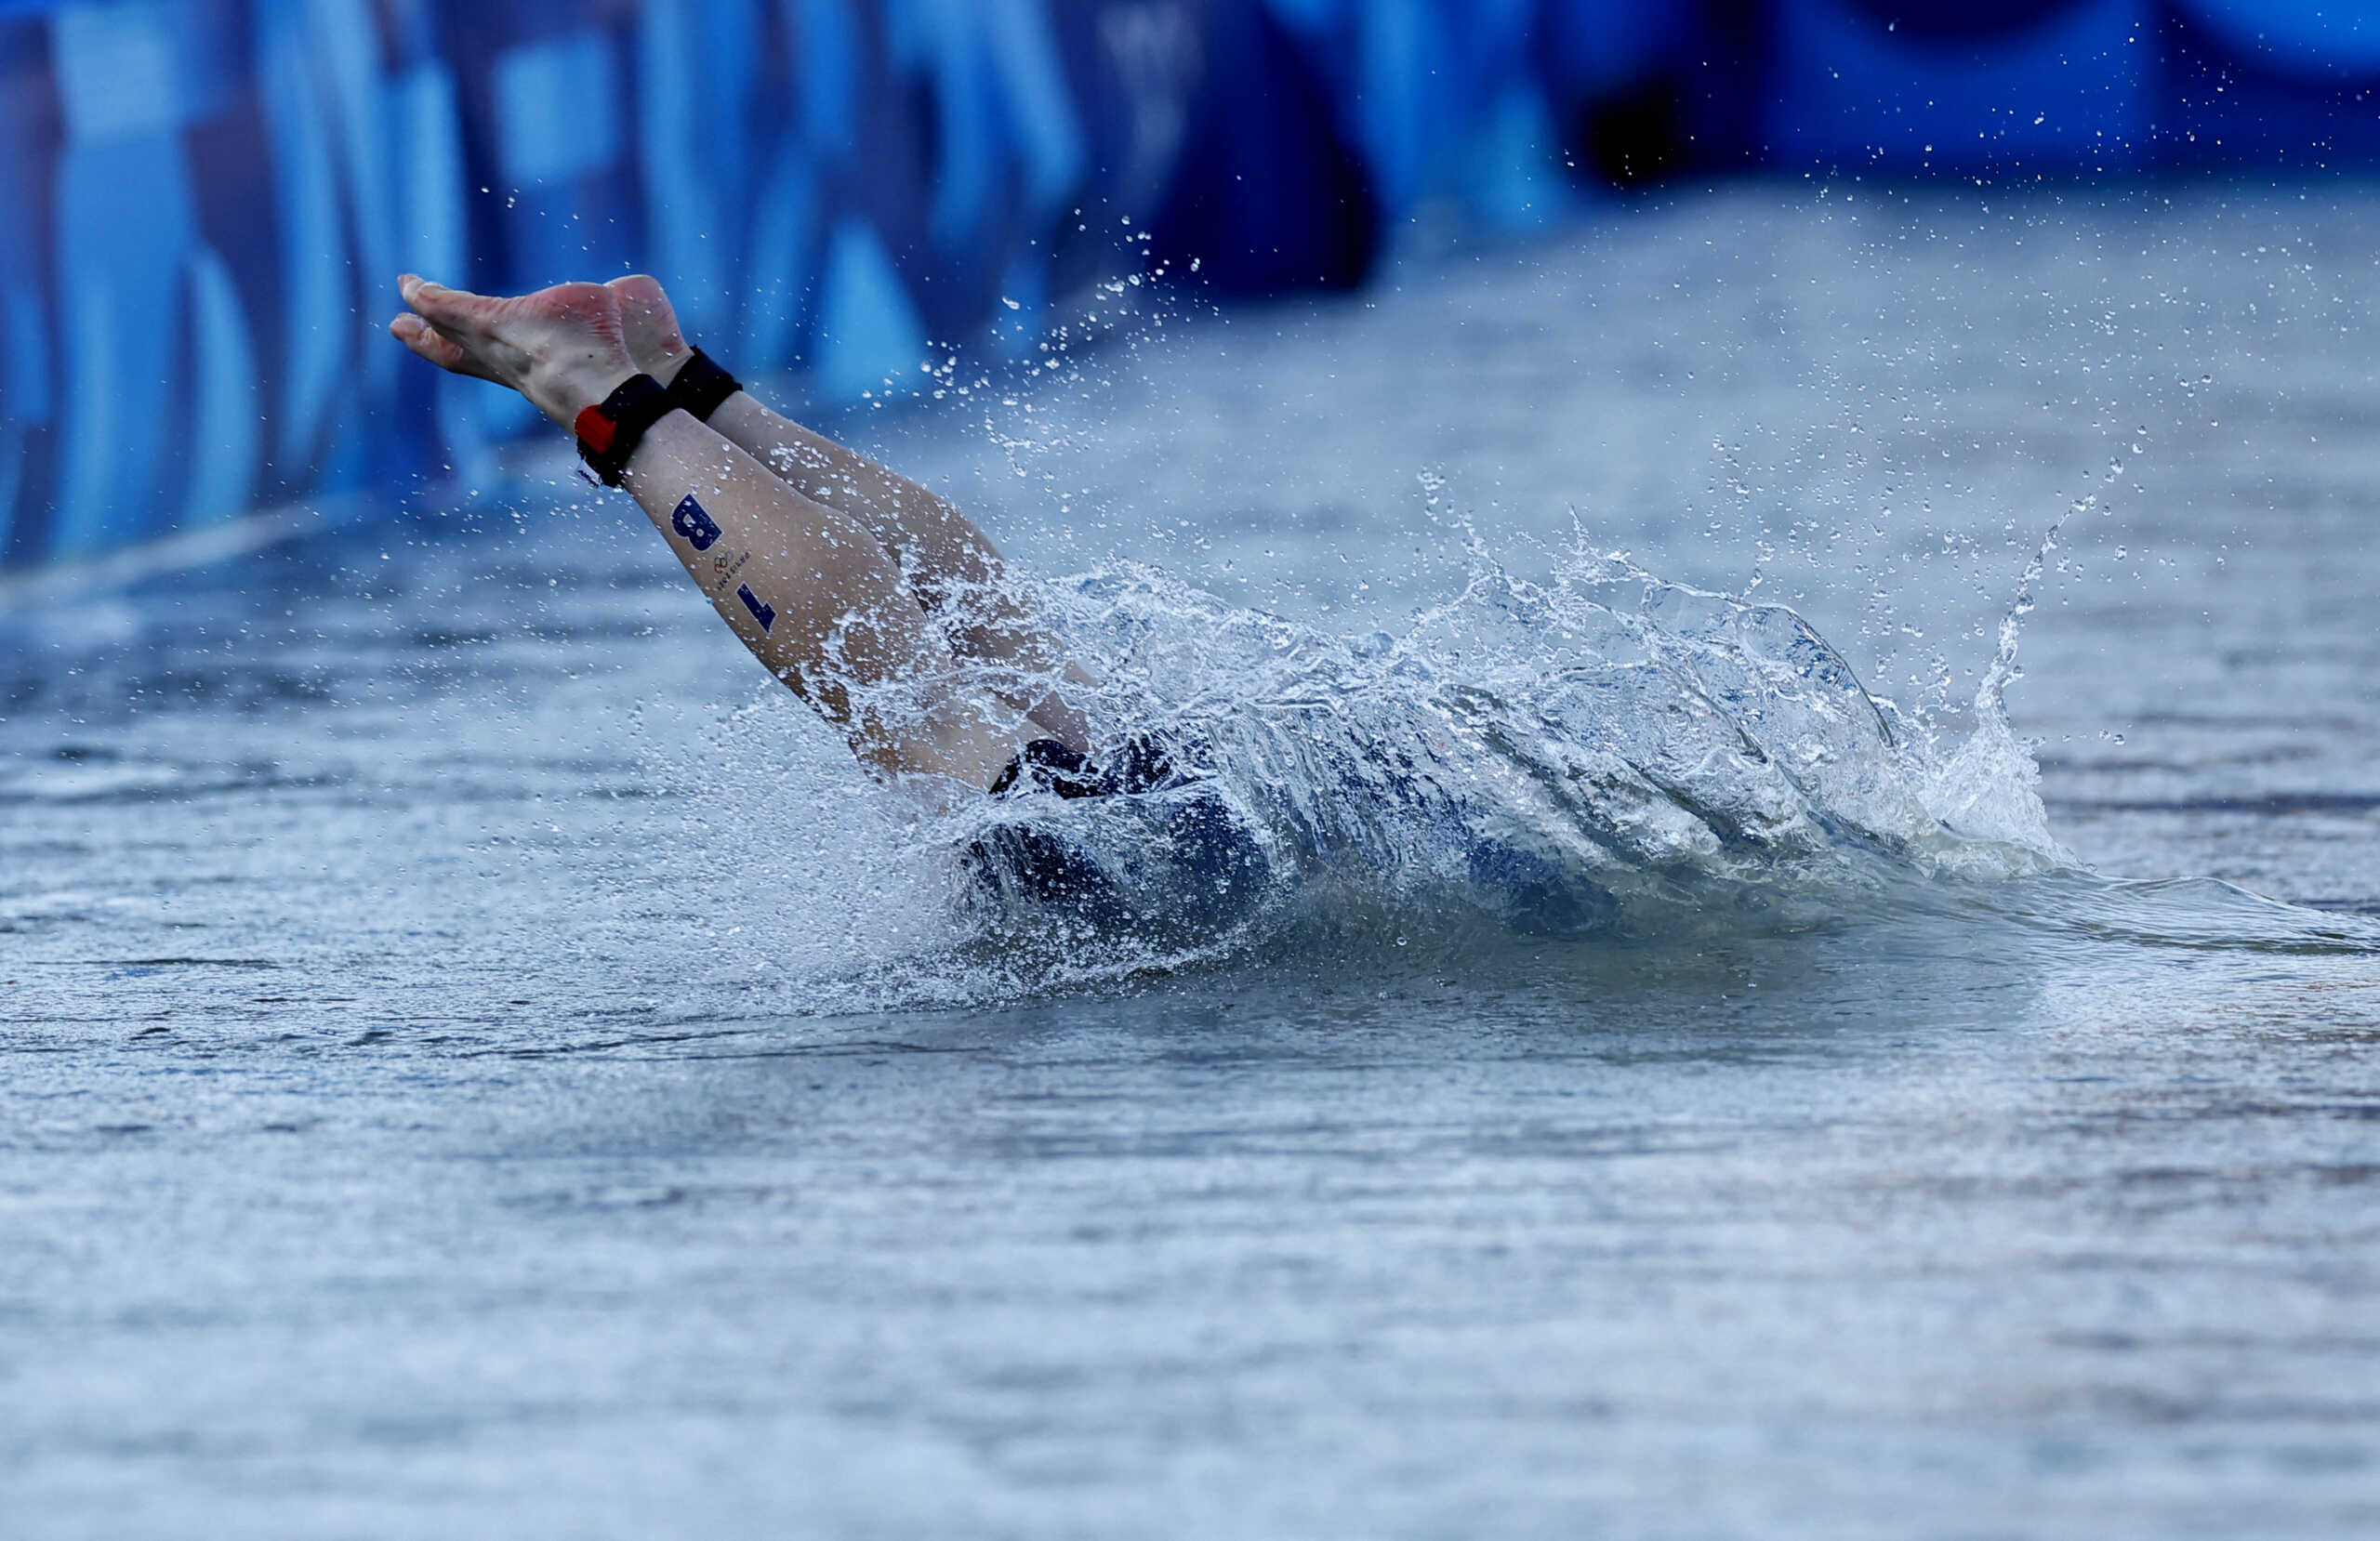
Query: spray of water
622 510 2379 1016
931 520 2081 981
1927 501 2073 853
622 340 2373 1006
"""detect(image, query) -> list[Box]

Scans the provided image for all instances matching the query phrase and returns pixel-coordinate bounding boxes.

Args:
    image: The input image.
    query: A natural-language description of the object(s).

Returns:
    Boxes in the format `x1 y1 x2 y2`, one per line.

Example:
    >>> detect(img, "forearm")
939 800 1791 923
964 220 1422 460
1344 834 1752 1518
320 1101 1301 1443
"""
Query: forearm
708 394 984 583
698 388 1093 744
387 275 1034 786
618 411 1030 788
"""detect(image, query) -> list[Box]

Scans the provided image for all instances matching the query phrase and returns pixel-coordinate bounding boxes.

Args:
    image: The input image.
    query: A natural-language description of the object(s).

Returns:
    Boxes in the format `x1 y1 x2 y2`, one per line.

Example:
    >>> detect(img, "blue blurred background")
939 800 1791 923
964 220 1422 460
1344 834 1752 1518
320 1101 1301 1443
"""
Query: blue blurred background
0 0 2375 577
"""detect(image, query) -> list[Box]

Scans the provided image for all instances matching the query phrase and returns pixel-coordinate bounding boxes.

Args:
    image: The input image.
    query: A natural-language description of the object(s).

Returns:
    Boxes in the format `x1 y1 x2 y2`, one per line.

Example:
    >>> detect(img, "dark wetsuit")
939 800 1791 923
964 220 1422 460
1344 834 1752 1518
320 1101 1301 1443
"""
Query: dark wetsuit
975 735 1619 938
970 734 1271 930
987 735 1183 799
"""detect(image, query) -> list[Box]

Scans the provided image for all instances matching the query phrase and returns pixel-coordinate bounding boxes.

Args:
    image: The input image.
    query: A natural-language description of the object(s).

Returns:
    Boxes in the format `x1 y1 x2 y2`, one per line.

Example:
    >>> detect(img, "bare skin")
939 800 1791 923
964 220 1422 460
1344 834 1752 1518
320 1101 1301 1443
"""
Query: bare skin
389 274 1051 791
602 274 1094 747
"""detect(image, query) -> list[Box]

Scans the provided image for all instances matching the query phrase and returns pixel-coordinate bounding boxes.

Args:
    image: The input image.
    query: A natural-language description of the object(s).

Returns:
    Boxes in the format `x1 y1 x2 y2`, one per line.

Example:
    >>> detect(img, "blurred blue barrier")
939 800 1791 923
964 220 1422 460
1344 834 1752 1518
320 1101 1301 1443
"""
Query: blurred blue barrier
5 0 2380 576
1762 0 2154 172
2162 1 2380 167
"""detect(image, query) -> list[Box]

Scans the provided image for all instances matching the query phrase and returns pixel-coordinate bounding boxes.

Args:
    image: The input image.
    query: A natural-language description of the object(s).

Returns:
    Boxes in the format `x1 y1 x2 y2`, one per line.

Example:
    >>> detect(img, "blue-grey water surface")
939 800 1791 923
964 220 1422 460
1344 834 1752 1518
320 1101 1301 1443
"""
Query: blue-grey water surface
6 184 2380 1537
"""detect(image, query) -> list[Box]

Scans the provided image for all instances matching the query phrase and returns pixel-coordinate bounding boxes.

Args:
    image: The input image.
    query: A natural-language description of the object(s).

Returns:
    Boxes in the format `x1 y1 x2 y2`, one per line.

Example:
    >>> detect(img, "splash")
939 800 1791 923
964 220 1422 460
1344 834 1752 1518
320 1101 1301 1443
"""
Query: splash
942 526 2074 980
628 521 2380 1014
1927 507 2067 854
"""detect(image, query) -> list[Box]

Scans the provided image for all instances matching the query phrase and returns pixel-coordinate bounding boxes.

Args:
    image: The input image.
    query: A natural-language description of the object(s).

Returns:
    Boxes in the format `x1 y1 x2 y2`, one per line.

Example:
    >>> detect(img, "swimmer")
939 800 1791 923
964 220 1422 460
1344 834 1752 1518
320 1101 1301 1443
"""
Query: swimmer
387 272 1104 796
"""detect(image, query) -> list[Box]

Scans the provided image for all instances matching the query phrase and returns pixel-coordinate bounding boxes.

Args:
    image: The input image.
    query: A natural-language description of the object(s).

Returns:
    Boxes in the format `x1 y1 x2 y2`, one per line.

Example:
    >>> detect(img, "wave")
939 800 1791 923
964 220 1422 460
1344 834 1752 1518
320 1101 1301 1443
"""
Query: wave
943 529 2070 959
635 530 2379 1012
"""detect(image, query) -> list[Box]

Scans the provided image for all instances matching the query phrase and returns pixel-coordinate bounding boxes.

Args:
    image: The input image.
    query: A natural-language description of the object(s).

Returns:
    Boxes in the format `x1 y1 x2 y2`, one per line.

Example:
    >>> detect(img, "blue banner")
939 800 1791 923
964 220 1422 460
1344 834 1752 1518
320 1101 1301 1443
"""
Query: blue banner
5 0 2379 576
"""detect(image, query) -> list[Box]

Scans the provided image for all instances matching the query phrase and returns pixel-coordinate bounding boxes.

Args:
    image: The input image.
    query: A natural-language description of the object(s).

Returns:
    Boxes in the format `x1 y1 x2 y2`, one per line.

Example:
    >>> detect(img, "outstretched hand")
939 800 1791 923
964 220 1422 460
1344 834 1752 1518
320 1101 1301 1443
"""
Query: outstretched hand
388 275 639 428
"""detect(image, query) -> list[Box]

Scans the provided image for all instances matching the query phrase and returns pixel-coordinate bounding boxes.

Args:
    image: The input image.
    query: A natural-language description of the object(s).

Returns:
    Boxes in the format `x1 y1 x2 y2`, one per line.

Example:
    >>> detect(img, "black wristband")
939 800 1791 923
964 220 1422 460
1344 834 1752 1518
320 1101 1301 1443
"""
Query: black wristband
574 373 673 487
667 348 743 423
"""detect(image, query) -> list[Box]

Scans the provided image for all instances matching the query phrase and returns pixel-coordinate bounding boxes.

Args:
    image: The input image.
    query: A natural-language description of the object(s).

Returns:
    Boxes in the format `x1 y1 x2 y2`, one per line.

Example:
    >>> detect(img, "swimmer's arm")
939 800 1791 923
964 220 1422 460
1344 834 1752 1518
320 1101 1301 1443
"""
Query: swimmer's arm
608 275 1089 742
619 410 1035 789
388 274 1029 787
695 385 1093 745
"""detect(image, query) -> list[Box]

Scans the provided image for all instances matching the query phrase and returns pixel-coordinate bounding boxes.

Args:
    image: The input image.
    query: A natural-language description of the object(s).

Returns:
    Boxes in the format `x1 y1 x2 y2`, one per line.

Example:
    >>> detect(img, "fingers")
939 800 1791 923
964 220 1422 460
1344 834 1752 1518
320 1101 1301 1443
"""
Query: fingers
397 275 470 349
399 272 479 333
389 310 493 380
392 274 509 381
400 274 521 355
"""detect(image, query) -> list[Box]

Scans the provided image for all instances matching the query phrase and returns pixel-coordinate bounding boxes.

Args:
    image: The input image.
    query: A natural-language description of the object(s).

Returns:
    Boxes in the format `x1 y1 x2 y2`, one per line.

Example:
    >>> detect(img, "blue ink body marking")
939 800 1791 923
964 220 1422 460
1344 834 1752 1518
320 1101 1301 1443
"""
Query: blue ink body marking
737 584 776 632
671 495 721 551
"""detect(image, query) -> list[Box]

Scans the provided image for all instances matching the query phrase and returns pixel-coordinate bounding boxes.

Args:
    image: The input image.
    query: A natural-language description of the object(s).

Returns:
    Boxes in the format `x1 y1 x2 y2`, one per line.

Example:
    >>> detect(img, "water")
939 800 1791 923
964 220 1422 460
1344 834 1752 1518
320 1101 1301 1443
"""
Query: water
7 183 2380 1536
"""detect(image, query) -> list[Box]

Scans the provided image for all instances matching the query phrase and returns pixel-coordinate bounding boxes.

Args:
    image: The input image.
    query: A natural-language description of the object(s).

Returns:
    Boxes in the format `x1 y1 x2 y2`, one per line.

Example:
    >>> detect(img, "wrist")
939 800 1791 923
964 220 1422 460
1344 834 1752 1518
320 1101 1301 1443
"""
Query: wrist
572 373 676 487
652 346 696 389
533 355 642 429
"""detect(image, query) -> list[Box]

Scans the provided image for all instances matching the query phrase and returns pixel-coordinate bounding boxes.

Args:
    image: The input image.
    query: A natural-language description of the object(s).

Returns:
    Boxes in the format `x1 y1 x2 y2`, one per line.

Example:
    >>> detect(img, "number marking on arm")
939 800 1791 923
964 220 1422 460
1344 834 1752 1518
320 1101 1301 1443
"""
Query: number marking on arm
671 495 721 550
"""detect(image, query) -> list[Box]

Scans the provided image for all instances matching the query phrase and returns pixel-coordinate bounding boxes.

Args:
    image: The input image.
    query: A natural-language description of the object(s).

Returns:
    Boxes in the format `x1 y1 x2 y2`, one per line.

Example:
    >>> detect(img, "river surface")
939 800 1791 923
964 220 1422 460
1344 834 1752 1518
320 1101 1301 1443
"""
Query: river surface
6 183 2380 1537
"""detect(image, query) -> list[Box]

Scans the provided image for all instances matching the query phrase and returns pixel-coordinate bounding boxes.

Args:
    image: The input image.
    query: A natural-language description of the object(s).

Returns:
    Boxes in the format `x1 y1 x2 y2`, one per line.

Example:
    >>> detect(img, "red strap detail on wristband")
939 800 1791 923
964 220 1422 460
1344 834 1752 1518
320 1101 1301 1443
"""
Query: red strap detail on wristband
575 404 616 456
575 373 671 486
